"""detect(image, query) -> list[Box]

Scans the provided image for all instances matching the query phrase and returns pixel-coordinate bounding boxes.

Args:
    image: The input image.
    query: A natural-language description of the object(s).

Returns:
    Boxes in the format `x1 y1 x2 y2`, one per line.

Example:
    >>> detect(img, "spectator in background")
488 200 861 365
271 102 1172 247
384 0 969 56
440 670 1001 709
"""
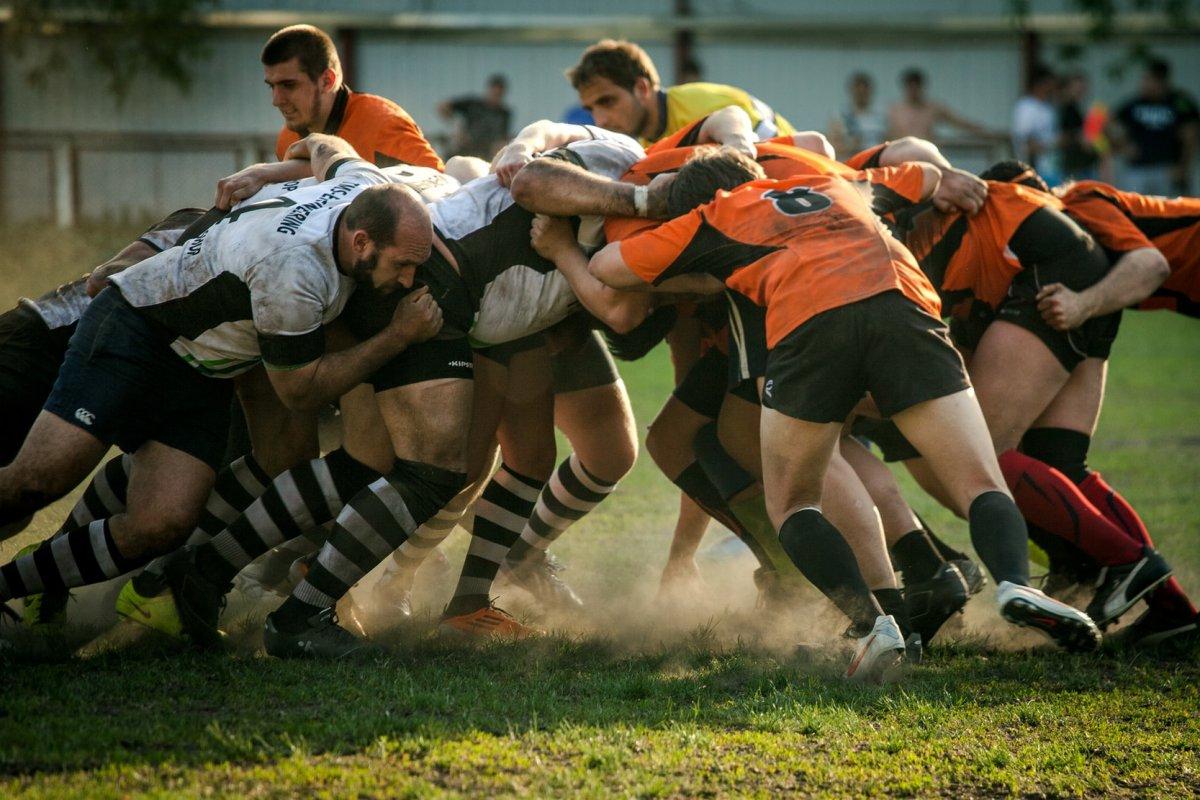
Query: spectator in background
828 72 886 156
1057 71 1107 182
439 74 513 159
1112 58 1199 195
887 67 994 142
678 58 704 84
1012 64 1061 184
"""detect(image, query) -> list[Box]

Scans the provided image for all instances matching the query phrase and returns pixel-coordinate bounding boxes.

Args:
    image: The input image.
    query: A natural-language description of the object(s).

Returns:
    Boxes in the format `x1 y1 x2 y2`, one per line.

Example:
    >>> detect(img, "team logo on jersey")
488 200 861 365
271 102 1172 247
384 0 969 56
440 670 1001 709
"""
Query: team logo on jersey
74 408 95 426
764 379 774 398
763 187 832 216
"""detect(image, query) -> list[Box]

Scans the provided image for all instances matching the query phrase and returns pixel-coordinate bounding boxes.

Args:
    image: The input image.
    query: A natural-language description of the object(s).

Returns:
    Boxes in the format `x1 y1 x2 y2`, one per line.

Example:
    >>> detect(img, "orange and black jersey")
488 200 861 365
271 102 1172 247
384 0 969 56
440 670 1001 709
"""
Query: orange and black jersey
844 142 888 170
618 170 940 348
276 86 444 170
1060 180 1200 314
897 181 1087 314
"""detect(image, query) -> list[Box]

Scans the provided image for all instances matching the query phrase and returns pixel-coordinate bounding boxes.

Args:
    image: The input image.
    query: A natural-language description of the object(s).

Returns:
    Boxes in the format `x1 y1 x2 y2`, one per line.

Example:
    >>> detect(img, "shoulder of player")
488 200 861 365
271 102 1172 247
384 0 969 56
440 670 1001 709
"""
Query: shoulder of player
345 91 417 123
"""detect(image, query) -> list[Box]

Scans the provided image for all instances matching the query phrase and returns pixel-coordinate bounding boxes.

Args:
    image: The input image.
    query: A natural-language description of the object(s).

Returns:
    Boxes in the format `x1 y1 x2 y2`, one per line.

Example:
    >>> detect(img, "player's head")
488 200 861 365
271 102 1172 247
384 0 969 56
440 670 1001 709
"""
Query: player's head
341 185 432 292
979 160 1050 193
261 25 343 133
602 304 679 361
567 39 661 138
1141 57 1171 98
900 67 926 102
667 147 766 217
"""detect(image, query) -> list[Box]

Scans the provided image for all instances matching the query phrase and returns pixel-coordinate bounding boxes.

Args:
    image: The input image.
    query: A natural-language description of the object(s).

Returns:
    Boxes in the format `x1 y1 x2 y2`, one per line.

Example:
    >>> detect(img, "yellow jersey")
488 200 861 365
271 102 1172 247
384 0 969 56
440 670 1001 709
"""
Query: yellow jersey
643 82 795 147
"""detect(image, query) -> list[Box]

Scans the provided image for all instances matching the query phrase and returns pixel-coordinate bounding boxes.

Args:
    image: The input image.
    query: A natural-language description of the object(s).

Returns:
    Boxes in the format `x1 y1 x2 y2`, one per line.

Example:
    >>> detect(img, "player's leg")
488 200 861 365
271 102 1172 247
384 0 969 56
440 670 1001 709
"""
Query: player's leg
0 412 108 532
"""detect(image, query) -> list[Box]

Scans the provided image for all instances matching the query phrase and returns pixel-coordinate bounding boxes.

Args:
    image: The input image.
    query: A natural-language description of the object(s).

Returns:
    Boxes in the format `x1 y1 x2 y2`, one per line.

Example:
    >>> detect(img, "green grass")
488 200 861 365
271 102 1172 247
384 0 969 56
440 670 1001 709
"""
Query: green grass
1 224 1199 798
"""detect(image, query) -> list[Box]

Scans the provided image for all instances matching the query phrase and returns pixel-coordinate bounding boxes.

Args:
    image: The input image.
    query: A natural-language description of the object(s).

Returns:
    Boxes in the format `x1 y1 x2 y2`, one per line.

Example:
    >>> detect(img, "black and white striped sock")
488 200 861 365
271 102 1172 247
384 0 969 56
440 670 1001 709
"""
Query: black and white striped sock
388 488 476 576
0 520 142 600
445 465 544 616
505 454 616 567
57 454 132 534
192 449 382 588
276 460 464 629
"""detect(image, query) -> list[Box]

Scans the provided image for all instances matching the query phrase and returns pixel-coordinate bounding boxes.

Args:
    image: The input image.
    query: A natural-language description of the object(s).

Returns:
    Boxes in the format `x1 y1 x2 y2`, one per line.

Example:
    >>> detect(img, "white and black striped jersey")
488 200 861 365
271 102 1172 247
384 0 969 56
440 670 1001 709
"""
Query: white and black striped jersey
429 131 645 346
19 208 206 332
110 159 415 378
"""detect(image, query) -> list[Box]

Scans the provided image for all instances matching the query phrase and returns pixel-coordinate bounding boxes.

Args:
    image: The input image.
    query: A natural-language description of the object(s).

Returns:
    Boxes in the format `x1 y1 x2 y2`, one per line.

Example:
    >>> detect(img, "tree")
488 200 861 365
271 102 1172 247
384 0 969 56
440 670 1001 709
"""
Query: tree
4 0 220 103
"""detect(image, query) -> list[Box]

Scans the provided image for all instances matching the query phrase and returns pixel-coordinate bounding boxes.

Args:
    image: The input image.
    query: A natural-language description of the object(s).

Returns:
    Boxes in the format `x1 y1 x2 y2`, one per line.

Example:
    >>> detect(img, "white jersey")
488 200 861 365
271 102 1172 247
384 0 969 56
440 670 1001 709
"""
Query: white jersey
111 158 403 377
429 130 644 346
247 164 459 207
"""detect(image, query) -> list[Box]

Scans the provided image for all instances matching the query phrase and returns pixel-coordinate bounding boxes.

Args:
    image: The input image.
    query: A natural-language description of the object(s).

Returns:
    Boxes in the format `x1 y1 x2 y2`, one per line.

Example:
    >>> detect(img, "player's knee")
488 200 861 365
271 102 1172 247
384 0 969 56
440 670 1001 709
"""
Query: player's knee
122 506 201 557
1 463 73 511
644 417 674 471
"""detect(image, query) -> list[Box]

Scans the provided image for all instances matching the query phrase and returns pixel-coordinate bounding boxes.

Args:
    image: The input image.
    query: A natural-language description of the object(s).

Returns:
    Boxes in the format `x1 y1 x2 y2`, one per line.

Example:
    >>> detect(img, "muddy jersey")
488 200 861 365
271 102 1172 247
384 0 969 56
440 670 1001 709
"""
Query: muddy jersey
110 158 402 377
246 164 460 208
428 132 645 346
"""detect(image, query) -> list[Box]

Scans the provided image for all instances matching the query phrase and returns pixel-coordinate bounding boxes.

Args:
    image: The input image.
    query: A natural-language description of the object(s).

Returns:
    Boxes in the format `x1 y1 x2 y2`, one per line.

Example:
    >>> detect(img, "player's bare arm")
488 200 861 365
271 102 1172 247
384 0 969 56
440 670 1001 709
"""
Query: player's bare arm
697 106 757 156
510 157 673 219
85 240 159 297
214 159 314 210
491 121 596 186
282 133 362 181
876 136 954 169
587 241 723 295
266 287 442 412
1037 247 1170 331
529 214 652 333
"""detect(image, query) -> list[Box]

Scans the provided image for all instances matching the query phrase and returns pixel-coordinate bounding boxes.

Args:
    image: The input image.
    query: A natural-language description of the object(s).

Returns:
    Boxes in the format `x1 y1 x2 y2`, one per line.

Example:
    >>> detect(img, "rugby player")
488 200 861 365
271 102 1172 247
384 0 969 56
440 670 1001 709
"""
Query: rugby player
0 135 446 615
586 148 1104 676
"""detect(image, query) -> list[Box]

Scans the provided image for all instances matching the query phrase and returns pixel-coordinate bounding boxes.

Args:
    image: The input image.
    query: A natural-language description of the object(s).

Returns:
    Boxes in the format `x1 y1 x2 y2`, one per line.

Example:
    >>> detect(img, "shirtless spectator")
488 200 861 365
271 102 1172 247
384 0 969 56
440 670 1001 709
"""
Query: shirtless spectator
888 67 995 143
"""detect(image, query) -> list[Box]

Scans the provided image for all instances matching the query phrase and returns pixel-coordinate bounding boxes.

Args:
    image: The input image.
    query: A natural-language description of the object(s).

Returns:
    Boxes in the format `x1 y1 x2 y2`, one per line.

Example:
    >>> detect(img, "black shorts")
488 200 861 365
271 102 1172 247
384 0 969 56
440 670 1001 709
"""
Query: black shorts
762 291 970 424
726 291 768 390
993 206 1123 372
369 334 474 392
43 288 234 470
673 347 728 419
0 305 74 465
474 332 545 367
849 416 922 462
550 329 620 394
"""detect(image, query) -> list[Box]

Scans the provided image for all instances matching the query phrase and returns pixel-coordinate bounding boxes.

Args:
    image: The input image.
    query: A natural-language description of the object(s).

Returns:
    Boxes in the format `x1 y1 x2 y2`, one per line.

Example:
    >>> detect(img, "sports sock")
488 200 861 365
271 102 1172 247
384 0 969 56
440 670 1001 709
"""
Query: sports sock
1079 471 1197 618
57 454 132 534
890 529 944 584
998 450 1143 566
276 461 464 631
389 499 469 576
777 508 879 631
446 465 543 617
915 513 969 563
967 490 1030 586
193 449 382 588
692 422 756 500
504 454 617 567
728 493 804 578
0 520 142 600
872 587 911 637
1020 427 1091 484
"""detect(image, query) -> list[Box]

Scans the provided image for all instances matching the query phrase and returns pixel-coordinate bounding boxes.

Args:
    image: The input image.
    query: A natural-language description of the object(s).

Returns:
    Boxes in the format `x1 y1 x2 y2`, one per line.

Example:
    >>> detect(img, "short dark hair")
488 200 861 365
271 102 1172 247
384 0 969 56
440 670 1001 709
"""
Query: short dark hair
603 305 679 361
849 71 873 88
343 185 411 247
1146 57 1171 81
488 73 508 89
261 25 341 82
901 67 925 86
979 159 1049 193
667 147 766 217
567 39 660 91
1027 63 1056 91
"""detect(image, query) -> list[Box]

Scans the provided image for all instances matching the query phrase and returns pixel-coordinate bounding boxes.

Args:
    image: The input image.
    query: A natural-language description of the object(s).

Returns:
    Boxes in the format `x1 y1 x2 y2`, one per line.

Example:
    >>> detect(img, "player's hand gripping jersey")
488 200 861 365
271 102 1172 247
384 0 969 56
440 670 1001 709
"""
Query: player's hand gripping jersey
1060 180 1200 316
617 168 940 348
110 158 420 377
275 86 444 170
428 131 645 346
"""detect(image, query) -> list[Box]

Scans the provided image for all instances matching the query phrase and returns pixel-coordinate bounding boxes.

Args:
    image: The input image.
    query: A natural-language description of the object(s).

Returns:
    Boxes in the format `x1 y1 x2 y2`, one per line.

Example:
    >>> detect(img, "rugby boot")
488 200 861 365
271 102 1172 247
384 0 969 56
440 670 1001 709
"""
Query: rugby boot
844 614 907 683
997 581 1101 652
439 603 543 639
505 550 583 612
1086 548 1173 629
160 546 229 649
1115 608 1200 649
904 562 969 645
341 562 414 636
115 578 184 639
263 607 369 659
951 557 987 596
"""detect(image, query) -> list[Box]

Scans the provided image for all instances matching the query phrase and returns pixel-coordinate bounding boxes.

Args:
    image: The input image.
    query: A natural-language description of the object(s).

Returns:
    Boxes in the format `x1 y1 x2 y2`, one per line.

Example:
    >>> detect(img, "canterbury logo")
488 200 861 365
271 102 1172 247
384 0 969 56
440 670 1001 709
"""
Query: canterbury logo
74 408 95 426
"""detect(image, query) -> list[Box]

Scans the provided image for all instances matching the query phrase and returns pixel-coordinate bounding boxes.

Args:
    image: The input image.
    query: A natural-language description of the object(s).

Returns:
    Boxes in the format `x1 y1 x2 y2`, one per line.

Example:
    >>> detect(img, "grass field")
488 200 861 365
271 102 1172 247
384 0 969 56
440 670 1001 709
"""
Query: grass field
1 221 1198 798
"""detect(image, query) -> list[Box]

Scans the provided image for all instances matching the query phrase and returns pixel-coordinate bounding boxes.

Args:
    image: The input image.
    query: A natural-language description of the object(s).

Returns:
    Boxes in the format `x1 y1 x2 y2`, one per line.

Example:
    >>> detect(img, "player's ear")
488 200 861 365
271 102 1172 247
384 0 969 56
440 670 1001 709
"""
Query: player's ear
633 77 655 103
351 228 371 254
320 67 338 93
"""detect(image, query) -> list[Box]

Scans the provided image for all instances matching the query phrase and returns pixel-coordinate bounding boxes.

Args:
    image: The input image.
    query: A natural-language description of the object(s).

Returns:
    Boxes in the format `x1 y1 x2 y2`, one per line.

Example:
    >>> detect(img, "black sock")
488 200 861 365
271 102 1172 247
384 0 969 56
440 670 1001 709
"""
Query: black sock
968 491 1030 586
692 423 755 501
873 587 911 637
1021 428 1091 484
890 530 945 584
916 513 968 563
778 508 879 631
672 462 772 567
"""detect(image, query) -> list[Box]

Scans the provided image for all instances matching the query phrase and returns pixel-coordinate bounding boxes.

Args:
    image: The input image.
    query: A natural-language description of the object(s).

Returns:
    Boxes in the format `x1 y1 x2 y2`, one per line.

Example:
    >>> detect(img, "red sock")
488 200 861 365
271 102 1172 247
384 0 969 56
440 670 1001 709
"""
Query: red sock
998 450 1144 566
1079 472 1197 618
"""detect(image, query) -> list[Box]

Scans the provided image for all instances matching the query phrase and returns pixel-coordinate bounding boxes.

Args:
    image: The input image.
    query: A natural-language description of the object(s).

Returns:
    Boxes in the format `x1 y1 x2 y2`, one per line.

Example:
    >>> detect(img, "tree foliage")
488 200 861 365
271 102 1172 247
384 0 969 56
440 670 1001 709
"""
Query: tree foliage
5 0 220 104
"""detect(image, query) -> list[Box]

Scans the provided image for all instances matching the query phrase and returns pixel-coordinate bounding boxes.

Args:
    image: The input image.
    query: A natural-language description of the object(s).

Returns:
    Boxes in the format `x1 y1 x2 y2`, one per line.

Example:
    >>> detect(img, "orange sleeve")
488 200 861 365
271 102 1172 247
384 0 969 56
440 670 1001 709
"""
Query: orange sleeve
275 127 298 162
618 210 705 285
604 215 661 243
1066 195 1155 254
648 118 707 153
856 164 928 214
370 113 445 170
844 142 888 170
